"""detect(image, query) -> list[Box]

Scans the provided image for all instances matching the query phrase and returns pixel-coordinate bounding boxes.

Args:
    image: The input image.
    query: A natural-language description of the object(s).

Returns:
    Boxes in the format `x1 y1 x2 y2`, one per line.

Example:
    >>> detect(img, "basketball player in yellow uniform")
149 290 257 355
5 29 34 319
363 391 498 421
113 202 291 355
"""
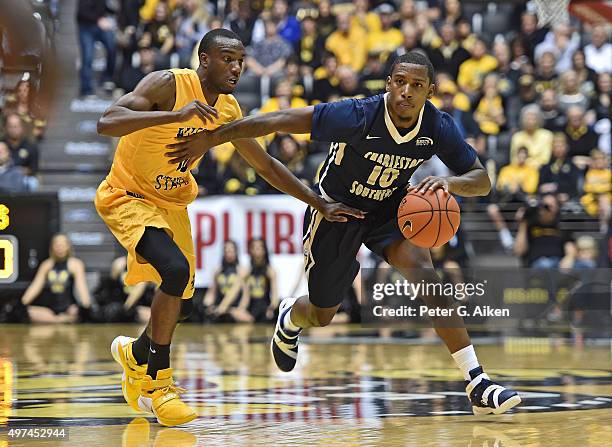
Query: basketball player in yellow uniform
95 29 362 426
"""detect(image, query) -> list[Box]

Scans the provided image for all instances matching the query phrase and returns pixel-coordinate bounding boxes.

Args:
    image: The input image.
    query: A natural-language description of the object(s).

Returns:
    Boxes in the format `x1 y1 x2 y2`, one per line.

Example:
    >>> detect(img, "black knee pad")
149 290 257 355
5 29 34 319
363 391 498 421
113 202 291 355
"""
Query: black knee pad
159 256 190 297
178 298 194 322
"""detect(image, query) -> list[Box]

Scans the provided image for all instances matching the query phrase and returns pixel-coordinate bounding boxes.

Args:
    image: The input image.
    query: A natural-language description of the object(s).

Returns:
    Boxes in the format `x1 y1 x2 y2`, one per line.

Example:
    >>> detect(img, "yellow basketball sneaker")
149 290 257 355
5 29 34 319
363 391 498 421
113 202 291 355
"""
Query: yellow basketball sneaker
137 368 197 427
111 336 148 412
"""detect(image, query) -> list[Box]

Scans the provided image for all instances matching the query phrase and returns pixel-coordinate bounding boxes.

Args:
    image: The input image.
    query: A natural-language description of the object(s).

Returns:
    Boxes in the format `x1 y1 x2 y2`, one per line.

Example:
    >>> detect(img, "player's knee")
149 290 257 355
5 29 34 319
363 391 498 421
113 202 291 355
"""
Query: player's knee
160 255 190 297
178 298 194 322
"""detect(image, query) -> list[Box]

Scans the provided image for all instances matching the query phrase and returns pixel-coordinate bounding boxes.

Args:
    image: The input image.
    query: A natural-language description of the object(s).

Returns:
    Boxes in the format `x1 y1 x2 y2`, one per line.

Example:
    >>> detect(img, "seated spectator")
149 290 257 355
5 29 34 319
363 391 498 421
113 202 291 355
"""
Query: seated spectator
580 149 611 233
2 80 47 140
140 1 175 65
0 142 35 193
560 235 600 269
219 238 278 323
534 23 579 73
336 66 370 99
564 105 600 162
584 25 612 74
315 0 336 40
297 14 325 72
311 52 340 103
222 151 268 195
457 38 498 96
360 51 387 96
496 147 538 201
325 12 367 72
383 20 422 75
283 57 309 99
260 79 309 143
269 134 309 185
398 0 417 23
93 256 152 323
510 35 532 69
203 240 242 322
571 49 598 99
426 23 469 80
439 0 465 26
514 194 574 268
351 0 381 35
415 12 440 48
118 44 157 94
227 1 257 47
430 74 470 112
456 17 477 52
436 81 480 139
246 19 293 79
492 40 519 98
473 73 506 136
271 0 301 49
510 104 553 168
21 234 92 323
558 71 590 113
539 88 566 132
538 133 581 203
519 11 549 62
534 51 558 94
593 72 611 122
366 4 402 61
507 74 539 130
2 113 38 176
174 0 210 67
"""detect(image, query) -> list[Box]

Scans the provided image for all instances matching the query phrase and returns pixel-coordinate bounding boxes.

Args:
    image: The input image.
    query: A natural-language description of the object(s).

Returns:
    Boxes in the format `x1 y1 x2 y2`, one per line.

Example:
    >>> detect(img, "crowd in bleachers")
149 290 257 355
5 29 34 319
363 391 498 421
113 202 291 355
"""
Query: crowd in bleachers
76 0 610 237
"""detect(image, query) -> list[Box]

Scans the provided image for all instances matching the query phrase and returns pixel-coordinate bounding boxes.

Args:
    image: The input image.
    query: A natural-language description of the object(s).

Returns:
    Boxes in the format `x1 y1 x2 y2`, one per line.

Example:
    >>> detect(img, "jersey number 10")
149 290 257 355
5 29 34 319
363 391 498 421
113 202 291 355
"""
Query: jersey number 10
366 166 400 188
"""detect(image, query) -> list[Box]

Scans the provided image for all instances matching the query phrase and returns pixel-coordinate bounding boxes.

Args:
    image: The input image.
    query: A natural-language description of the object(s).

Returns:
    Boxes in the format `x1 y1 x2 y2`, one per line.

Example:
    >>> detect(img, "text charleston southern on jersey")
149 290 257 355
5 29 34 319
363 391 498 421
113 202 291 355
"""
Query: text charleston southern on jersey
311 93 477 212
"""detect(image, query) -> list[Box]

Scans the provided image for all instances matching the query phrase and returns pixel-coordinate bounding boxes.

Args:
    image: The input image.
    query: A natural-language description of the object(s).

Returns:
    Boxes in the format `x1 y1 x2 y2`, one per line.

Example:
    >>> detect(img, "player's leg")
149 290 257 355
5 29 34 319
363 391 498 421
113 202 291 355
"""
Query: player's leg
130 227 196 426
271 207 363 372
384 239 521 415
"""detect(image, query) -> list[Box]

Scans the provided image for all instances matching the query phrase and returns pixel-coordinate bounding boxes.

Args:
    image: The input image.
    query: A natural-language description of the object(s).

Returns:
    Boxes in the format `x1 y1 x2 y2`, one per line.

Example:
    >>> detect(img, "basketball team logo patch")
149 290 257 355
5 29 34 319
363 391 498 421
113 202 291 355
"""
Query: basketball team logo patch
415 137 434 146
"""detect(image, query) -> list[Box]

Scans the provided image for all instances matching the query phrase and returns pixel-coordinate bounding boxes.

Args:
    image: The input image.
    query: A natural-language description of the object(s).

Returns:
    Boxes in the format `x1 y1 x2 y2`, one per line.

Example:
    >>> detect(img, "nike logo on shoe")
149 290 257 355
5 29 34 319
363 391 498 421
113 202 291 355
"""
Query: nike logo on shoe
366 135 381 139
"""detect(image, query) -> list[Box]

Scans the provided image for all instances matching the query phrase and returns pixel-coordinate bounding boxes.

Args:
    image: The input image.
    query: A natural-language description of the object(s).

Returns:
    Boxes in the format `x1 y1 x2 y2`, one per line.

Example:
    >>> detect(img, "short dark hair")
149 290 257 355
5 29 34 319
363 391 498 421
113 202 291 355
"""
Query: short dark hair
389 51 435 83
198 28 242 55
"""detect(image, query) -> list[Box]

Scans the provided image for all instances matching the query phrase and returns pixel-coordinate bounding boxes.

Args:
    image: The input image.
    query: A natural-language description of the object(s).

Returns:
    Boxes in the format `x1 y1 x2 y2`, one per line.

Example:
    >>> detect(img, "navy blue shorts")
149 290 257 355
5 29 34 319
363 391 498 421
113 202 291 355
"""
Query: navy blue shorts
303 193 404 308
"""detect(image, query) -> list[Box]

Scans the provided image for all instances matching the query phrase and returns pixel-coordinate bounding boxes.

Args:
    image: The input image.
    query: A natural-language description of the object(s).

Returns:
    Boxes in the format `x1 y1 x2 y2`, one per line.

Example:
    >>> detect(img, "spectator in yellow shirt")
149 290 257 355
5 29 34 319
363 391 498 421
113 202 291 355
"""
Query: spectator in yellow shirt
510 104 553 168
351 0 381 35
457 38 498 95
497 147 539 200
474 73 506 135
429 75 470 112
260 80 309 144
581 149 611 232
366 4 403 60
325 13 367 72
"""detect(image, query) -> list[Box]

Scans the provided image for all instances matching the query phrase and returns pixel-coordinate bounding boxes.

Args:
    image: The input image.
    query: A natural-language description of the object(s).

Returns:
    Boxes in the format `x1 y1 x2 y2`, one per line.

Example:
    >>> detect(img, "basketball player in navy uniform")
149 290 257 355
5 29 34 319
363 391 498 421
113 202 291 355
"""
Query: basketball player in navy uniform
165 52 521 415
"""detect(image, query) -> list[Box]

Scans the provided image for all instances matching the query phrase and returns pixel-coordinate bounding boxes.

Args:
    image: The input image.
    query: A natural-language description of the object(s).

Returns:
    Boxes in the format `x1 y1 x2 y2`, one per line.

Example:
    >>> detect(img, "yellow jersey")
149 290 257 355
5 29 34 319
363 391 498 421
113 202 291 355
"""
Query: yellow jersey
106 68 242 209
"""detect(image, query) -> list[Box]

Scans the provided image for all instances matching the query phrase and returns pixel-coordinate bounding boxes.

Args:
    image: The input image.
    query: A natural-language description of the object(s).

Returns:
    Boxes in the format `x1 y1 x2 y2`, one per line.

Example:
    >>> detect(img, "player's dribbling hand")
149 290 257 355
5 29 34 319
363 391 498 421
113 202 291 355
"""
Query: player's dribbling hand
176 100 218 123
408 176 453 194
317 201 366 222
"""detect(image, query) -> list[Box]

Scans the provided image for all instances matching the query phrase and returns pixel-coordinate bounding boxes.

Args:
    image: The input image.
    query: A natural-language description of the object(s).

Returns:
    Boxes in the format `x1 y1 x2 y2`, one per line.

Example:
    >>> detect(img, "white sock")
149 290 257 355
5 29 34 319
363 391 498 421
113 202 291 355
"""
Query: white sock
282 307 301 333
451 345 480 380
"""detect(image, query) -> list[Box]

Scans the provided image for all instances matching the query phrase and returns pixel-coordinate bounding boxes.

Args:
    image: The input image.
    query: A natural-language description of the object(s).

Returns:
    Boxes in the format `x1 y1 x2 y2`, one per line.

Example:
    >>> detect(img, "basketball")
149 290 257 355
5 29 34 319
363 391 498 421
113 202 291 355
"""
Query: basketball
397 189 460 248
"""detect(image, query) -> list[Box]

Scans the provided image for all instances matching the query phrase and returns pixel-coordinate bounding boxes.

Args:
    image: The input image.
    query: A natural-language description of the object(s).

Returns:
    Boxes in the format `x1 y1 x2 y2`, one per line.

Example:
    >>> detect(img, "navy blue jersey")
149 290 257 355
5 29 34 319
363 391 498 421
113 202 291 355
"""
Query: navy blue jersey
311 94 477 212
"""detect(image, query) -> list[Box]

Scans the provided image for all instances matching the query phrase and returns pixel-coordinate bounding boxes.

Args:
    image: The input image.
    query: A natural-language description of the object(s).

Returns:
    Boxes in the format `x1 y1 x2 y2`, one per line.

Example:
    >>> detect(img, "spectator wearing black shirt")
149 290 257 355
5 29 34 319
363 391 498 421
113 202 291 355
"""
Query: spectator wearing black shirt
228 1 257 47
360 51 387 96
2 113 38 176
534 51 558 95
539 88 566 132
564 105 600 160
316 0 336 40
514 194 574 268
538 133 581 202
76 0 116 96
297 15 325 72
426 23 470 80
571 49 598 99
310 52 340 103
118 44 156 93
519 11 549 63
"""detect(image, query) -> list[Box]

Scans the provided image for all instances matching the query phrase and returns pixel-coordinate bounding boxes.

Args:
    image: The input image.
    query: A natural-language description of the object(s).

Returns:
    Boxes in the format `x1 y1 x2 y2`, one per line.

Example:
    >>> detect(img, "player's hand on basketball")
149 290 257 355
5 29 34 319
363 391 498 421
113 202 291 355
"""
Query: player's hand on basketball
175 100 218 124
408 176 452 194
317 201 366 222
165 129 216 164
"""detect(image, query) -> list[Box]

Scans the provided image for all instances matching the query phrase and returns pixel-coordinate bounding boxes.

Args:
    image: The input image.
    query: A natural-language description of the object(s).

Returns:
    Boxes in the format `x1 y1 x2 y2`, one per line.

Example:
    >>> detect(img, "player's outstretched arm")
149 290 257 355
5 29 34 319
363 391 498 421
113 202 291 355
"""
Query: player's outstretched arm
97 71 218 137
232 138 365 222
165 107 315 164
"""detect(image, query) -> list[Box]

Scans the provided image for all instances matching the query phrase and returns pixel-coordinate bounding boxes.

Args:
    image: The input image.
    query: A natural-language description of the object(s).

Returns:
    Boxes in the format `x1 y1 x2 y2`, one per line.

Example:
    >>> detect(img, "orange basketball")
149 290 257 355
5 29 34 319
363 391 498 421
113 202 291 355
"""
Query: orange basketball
397 189 460 248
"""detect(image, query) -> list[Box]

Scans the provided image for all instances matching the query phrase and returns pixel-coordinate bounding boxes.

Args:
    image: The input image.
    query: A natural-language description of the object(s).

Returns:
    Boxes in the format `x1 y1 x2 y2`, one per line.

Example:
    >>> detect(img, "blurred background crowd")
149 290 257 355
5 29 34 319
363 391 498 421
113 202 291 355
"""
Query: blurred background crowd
0 0 610 327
